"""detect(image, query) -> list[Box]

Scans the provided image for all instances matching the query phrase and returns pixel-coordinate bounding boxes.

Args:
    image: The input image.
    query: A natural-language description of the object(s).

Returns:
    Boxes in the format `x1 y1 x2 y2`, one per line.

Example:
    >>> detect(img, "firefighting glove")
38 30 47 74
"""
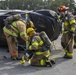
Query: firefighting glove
68 31 73 37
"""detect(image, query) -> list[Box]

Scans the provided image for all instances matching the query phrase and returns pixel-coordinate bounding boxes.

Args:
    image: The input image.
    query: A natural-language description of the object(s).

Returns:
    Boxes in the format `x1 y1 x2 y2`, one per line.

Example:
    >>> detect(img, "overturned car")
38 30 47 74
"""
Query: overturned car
0 9 62 46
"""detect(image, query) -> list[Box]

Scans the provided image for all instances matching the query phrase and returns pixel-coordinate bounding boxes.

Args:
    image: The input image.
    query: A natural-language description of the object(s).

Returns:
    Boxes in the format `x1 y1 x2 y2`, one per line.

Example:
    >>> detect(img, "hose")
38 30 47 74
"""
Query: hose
51 37 72 60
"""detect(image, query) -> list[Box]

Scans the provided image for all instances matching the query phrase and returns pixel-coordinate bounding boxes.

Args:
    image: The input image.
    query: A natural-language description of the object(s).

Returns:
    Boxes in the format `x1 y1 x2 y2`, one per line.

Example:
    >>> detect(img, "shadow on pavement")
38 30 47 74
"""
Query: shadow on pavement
0 58 52 75
0 48 71 75
50 49 72 66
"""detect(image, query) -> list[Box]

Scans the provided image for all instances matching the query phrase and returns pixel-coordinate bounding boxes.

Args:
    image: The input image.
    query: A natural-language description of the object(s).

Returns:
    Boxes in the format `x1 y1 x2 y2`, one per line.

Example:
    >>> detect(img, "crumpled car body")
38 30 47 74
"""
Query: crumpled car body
0 9 62 46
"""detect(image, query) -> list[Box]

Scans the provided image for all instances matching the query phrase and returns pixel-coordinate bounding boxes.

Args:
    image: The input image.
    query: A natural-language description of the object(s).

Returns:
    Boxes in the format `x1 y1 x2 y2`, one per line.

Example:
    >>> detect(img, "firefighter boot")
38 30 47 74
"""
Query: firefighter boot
46 61 52 67
63 54 73 59
73 45 76 48
50 59 56 64
45 58 52 67
11 56 22 60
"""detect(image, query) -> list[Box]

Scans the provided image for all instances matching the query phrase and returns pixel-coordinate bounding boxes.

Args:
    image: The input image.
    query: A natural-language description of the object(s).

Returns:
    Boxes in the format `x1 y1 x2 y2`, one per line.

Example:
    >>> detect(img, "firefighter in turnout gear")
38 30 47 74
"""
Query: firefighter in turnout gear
25 28 55 67
58 5 76 59
25 13 35 29
3 14 28 60
25 20 35 29
73 36 76 48
72 6 76 48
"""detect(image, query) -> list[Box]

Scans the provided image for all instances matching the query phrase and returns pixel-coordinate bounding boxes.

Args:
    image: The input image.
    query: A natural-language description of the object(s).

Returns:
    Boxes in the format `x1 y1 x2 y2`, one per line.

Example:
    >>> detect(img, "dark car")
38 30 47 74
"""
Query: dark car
0 9 62 47
0 10 28 46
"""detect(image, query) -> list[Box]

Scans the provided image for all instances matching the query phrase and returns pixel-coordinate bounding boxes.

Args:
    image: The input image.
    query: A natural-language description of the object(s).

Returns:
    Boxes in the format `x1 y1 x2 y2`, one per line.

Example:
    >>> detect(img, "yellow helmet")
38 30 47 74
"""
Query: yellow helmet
27 28 35 36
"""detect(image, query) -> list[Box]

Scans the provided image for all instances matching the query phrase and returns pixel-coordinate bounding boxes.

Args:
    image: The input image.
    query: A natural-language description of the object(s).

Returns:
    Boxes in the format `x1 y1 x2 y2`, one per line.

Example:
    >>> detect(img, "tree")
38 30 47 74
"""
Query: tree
0 0 75 12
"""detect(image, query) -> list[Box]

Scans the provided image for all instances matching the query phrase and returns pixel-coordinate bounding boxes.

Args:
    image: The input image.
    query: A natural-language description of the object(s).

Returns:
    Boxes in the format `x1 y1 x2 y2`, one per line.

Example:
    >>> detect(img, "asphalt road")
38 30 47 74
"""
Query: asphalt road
0 35 76 75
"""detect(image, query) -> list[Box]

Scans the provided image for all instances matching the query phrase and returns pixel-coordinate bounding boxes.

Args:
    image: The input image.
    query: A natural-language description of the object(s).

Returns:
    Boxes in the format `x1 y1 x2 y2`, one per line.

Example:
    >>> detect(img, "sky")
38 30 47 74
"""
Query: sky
75 0 76 2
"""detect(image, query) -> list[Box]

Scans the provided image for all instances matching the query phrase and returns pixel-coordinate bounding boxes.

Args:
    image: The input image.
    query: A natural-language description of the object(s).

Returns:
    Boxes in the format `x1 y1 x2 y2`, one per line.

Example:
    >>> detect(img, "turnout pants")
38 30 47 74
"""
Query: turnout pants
74 35 76 47
30 50 50 66
61 33 74 57
4 32 18 58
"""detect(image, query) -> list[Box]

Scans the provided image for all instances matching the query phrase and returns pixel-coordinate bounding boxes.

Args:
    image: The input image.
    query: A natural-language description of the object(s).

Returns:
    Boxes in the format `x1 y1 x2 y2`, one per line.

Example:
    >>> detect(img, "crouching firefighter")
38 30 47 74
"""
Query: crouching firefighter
20 28 55 67
3 14 28 60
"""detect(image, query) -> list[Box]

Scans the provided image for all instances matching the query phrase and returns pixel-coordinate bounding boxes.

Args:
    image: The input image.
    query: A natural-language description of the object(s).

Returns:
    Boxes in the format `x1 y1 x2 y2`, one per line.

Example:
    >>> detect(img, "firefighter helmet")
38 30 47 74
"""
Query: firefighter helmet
27 28 35 35
58 5 69 12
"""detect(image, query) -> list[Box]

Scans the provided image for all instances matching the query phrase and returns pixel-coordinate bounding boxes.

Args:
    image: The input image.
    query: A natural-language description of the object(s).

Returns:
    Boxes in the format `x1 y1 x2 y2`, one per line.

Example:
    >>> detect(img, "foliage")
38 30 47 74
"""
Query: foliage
0 0 75 12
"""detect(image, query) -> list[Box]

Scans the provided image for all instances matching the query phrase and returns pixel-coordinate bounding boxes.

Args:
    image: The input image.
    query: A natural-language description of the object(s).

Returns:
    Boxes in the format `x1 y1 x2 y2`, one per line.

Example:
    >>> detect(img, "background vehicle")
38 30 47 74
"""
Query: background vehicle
0 9 62 47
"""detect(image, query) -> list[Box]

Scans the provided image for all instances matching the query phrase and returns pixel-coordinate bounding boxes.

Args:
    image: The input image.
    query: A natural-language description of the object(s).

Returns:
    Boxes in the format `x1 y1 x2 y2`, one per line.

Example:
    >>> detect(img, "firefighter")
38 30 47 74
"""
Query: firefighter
72 6 76 48
25 20 35 29
26 28 54 67
73 36 76 48
3 14 28 60
58 5 76 59
24 13 35 29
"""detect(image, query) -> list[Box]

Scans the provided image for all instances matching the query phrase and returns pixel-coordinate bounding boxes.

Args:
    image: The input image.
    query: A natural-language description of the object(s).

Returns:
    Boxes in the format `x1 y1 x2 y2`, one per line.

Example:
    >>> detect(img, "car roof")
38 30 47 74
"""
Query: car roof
0 10 33 16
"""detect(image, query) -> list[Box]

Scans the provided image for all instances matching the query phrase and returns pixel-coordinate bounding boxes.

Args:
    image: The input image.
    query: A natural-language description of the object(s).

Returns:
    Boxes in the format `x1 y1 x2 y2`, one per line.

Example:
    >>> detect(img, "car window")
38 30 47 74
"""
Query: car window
21 14 26 20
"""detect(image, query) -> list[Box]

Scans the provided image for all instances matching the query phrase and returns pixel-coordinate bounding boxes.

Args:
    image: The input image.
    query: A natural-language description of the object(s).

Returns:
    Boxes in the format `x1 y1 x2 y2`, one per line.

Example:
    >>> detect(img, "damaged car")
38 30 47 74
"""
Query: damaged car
0 9 62 47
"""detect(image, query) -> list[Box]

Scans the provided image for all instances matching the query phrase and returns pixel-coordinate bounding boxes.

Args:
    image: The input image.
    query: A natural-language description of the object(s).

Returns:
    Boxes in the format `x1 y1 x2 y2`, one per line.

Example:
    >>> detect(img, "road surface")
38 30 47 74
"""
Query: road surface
0 35 76 75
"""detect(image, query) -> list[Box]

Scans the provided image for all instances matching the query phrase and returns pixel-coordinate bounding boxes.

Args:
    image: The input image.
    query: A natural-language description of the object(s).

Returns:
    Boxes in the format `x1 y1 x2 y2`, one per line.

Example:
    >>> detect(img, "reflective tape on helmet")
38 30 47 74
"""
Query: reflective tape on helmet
71 27 75 31
20 31 26 36
3 27 18 37
70 20 75 25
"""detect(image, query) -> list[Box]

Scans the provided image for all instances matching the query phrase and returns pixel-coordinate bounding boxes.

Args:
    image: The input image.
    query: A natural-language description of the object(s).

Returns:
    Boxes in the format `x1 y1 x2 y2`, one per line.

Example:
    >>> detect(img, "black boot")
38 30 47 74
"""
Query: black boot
63 54 72 59
46 61 52 67
11 56 22 60
50 59 55 64
73 45 76 49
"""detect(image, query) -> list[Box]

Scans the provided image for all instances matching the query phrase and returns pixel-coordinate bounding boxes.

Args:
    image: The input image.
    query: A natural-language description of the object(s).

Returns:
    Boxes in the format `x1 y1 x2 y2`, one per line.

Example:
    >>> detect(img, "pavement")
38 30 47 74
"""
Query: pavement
0 35 76 75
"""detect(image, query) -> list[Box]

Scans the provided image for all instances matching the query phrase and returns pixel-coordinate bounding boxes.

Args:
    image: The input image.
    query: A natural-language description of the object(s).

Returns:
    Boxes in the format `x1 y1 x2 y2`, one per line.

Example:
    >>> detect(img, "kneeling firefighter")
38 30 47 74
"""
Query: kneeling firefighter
3 14 29 60
20 28 55 67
